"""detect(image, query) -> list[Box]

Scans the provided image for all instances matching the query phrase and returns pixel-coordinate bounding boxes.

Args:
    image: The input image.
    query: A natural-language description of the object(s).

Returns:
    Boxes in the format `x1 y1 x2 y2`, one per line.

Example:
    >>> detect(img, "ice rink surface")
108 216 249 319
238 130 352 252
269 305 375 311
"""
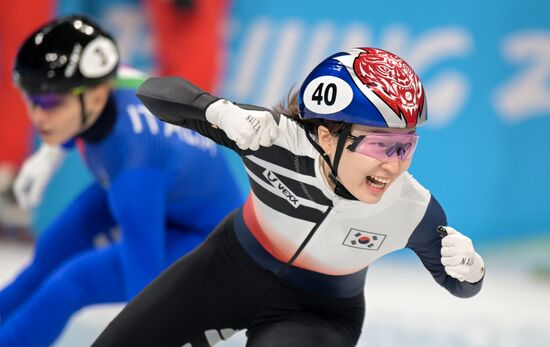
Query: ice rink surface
1 237 549 347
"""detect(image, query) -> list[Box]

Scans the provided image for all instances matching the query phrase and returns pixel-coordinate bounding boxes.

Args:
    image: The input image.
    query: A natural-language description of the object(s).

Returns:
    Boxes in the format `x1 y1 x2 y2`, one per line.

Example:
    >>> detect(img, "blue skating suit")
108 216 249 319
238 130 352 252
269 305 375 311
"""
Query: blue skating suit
0 83 244 347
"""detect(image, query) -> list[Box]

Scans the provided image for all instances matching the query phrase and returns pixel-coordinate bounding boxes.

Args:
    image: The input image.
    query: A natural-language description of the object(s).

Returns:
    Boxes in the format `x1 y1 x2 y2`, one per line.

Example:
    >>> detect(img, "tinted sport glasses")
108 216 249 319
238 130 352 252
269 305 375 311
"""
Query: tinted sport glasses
27 93 66 110
346 132 419 161
27 86 87 110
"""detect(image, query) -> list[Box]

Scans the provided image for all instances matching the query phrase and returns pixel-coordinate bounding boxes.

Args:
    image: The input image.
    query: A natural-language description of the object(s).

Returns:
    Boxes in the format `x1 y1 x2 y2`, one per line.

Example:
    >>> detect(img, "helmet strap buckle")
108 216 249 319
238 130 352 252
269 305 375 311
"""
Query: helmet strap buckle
77 90 88 128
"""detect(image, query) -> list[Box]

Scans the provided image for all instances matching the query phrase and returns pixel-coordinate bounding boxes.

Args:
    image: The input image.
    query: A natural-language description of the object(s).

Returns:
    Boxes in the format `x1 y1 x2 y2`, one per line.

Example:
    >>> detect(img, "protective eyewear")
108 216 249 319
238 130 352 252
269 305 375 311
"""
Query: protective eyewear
27 86 87 110
27 93 68 110
346 132 419 161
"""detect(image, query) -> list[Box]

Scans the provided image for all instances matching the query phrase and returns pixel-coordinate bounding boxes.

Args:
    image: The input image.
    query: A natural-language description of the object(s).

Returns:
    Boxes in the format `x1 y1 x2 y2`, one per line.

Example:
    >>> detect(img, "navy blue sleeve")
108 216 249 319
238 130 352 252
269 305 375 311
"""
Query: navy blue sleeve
406 195 483 298
107 167 167 298
136 76 278 156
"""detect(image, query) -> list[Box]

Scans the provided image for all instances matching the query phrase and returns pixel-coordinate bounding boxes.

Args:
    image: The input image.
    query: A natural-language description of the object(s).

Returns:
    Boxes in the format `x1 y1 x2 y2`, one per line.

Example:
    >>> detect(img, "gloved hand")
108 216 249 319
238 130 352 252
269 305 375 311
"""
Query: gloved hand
205 99 279 150
440 226 485 283
13 144 66 210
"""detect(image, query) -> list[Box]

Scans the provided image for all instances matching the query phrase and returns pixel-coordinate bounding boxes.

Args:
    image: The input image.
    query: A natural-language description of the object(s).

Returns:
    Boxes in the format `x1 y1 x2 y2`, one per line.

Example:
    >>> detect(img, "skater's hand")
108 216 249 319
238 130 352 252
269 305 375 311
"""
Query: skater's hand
440 226 485 283
205 99 279 151
13 144 66 209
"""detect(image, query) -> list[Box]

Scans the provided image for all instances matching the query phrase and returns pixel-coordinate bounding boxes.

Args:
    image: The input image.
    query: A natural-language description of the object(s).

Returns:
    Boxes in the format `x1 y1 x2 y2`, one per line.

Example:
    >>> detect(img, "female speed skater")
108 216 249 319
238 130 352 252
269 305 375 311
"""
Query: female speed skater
93 47 485 347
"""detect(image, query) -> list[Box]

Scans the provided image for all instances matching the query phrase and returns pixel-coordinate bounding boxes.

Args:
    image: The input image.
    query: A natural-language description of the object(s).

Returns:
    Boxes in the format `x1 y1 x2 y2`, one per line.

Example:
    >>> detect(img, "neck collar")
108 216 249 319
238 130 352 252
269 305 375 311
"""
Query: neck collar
78 93 117 143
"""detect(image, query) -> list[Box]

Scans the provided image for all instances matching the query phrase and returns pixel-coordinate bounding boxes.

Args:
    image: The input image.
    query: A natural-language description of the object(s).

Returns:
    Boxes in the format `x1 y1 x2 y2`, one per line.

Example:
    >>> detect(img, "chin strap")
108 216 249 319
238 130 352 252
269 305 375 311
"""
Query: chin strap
304 123 358 201
78 92 88 128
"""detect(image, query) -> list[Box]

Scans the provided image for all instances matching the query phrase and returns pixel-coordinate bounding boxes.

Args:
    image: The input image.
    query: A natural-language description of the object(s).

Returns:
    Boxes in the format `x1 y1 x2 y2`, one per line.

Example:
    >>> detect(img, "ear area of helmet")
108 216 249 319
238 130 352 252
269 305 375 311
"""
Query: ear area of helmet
79 37 119 79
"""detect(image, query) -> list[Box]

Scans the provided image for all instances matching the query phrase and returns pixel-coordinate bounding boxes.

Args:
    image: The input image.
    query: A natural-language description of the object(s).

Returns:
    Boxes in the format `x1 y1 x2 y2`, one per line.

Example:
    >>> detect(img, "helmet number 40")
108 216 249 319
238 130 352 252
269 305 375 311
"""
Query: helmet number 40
303 76 353 114
312 82 337 106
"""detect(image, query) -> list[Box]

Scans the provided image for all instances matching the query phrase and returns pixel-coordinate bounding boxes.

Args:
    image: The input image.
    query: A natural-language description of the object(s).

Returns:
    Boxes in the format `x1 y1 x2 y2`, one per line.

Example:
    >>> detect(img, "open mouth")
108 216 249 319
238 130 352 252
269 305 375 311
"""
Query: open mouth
38 129 52 136
366 175 390 190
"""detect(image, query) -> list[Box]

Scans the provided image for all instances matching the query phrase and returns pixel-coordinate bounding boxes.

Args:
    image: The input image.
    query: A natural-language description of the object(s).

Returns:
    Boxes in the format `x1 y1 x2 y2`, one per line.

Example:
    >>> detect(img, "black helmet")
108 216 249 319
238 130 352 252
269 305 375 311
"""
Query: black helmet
14 15 119 95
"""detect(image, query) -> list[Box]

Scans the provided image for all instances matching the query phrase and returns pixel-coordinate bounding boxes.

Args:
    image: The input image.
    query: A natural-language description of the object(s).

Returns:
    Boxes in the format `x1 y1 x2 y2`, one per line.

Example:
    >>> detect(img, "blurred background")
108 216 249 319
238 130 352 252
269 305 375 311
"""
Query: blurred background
0 0 548 346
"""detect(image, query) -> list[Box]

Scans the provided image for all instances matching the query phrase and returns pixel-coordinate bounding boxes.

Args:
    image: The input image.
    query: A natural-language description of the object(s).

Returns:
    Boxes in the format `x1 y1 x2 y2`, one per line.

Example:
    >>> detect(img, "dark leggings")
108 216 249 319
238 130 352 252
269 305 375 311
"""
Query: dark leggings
93 211 365 347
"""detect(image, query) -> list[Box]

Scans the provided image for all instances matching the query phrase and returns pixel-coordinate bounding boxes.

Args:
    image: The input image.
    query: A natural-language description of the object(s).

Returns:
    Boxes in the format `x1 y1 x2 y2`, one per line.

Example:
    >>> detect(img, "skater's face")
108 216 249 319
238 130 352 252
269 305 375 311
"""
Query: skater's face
24 91 83 145
318 124 415 203
23 84 110 145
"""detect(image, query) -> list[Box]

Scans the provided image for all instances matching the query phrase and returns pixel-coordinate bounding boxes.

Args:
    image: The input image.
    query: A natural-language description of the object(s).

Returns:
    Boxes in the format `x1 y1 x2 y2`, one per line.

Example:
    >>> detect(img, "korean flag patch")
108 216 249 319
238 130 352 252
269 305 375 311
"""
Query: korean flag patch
342 228 386 251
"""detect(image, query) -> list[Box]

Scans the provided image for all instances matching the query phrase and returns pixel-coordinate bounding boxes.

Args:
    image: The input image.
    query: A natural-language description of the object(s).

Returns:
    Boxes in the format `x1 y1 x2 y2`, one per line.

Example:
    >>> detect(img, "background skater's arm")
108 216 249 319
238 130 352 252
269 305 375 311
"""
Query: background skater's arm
107 167 168 298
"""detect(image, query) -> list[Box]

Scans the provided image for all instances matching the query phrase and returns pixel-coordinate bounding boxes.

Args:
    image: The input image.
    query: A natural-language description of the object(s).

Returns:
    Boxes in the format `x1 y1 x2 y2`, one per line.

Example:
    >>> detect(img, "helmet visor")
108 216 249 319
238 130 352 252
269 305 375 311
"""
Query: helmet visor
347 132 419 161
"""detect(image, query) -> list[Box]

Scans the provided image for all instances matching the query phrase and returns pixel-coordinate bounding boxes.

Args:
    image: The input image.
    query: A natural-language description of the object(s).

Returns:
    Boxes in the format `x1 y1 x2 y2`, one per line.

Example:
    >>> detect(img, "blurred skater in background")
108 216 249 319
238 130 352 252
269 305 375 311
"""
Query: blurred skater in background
0 15 243 347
